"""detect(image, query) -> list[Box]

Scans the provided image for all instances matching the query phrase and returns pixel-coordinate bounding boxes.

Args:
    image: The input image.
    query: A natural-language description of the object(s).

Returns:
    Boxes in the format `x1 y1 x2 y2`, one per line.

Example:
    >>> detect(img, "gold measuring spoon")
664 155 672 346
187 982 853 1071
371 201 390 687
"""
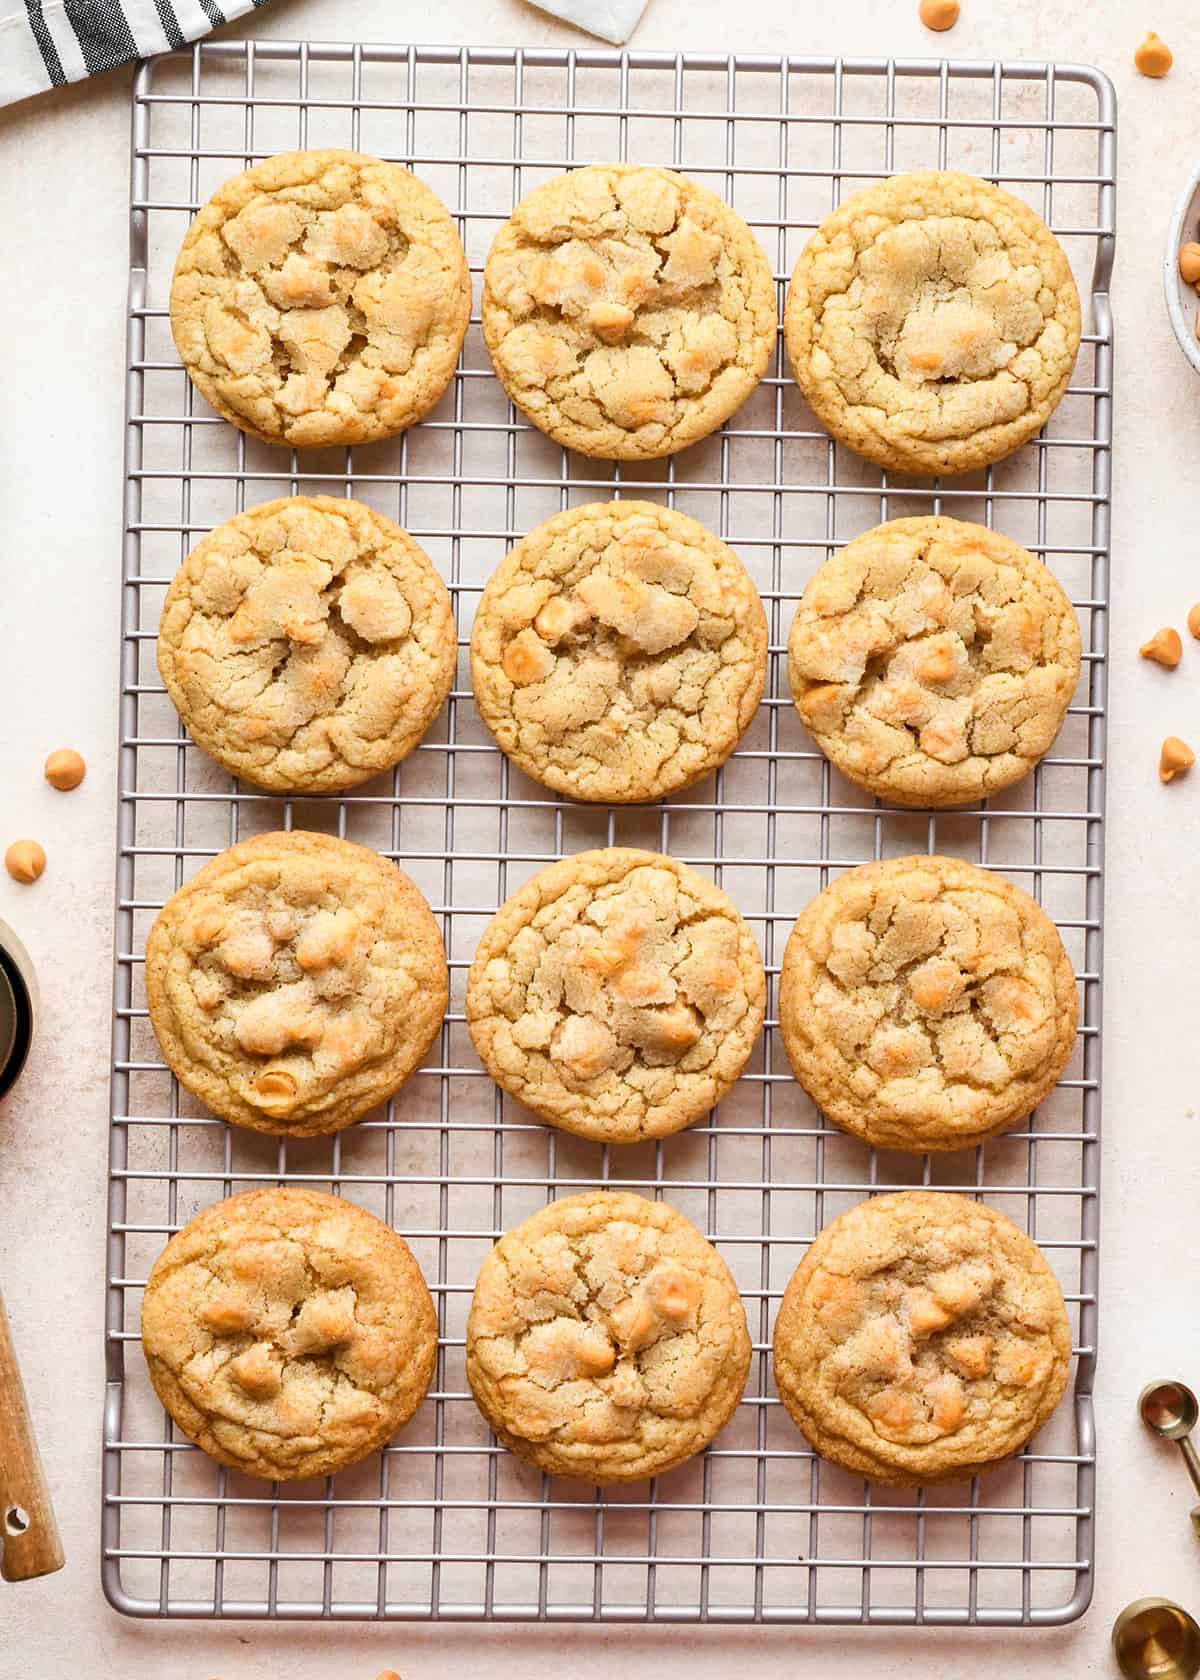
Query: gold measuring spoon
1114 1599 1200 1680
1140 1380 1200 1536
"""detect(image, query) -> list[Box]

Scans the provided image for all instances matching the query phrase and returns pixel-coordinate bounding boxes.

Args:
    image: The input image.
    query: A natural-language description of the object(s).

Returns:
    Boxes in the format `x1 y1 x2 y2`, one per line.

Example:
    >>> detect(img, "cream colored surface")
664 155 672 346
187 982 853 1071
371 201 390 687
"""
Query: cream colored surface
1 0 1198 1673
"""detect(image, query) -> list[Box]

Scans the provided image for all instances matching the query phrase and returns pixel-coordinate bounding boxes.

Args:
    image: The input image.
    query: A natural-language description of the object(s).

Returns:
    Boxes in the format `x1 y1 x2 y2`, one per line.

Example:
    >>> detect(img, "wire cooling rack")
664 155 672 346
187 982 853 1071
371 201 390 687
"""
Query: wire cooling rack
103 40 1113 1625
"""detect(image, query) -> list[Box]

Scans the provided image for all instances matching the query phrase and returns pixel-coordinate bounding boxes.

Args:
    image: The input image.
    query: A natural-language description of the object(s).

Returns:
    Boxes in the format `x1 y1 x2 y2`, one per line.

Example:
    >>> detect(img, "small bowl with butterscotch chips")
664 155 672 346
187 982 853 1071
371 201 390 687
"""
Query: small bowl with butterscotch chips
1166 165 1200 373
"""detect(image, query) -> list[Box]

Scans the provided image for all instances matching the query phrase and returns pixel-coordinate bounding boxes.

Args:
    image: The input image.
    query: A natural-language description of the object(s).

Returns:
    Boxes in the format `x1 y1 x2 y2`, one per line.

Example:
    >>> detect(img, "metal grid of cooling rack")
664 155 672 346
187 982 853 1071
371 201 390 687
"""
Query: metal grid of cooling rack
103 41 1112 1626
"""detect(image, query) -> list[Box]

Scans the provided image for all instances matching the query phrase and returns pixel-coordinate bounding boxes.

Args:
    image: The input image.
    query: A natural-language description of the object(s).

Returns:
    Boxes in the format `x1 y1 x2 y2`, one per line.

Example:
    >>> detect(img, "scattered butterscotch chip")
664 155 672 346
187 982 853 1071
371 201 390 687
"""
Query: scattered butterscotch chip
43 748 86 791
1160 736 1195 783
1140 627 1183 667
5 841 46 885
1180 243 1200 285
376 1672 403 1680
251 1069 299 1110
1134 31 1173 76
919 0 959 28
1187 603 1200 639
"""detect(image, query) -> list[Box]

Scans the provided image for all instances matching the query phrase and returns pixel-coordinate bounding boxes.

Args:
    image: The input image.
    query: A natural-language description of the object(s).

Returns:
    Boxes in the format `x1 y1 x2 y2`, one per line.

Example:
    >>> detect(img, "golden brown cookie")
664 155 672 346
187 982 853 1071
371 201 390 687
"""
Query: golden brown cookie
145 831 447 1136
157 496 456 794
466 1191 751 1483
141 1187 437 1480
784 170 1081 475
778 855 1078 1152
470 501 768 803
787 517 1081 807
466 848 765 1143
772 1191 1072 1485
170 149 470 448
482 163 776 459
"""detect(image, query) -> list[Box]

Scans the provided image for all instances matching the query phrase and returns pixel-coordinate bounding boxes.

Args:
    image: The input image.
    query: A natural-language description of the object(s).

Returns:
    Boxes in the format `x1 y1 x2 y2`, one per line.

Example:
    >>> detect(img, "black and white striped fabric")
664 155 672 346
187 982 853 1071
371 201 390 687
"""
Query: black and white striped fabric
1 0 273 106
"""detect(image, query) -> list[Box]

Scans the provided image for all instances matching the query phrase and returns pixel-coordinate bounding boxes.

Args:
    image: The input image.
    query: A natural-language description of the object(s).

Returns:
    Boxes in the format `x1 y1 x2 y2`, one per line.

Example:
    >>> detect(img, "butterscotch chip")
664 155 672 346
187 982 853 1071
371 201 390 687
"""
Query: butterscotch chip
144 830 447 1136
1134 31 1173 76
784 170 1081 476
157 496 456 793
470 501 768 803
4 841 45 884
481 163 776 459
772 1191 1072 1485
141 1187 437 1480
1188 604 1200 640
170 149 470 448
43 748 86 791
466 848 765 1143
1160 735 1195 783
778 854 1078 1153
918 0 959 28
1139 626 1183 669
787 516 1080 807
466 1191 751 1483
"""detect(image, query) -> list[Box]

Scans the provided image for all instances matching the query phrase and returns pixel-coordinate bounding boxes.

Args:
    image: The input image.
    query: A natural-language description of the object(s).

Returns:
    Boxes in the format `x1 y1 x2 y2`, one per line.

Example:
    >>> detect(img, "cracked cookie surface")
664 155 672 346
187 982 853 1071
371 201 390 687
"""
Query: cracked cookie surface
141 1187 437 1480
779 855 1077 1152
482 164 776 459
170 149 470 448
772 1190 1071 1484
784 170 1081 475
158 496 456 793
467 848 766 1143
787 516 1081 807
145 830 448 1136
470 501 768 803
466 1191 751 1482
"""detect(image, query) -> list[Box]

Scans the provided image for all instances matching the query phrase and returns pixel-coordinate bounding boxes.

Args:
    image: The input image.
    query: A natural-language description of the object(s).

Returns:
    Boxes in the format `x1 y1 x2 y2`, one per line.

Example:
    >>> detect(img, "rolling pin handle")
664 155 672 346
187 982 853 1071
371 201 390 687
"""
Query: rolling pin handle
0 1294 64 1581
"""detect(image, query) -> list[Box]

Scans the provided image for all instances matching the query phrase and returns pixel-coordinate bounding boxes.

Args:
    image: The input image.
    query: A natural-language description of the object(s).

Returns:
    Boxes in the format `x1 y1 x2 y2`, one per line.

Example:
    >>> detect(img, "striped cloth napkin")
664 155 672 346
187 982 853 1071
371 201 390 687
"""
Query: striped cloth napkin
1 0 271 107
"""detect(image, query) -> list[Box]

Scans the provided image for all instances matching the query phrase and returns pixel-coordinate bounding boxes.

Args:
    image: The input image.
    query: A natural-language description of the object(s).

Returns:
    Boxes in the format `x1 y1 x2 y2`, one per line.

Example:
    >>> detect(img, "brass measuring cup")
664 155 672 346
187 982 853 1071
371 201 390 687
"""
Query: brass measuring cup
0 919 35 1100
1140 1380 1200 1536
1113 1599 1200 1680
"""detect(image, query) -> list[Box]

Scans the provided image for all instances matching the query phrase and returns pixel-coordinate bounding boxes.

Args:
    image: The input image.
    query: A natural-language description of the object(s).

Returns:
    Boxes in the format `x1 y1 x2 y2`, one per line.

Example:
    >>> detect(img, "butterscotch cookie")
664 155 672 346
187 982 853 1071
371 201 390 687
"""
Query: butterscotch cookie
787 516 1081 806
467 848 765 1143
772 1191 1072 1484
158 496 456 794
470 501 768 803
141 1187 437 1480
482 163 776 459
145 831 447 1136
170 149 470 448
466 1191 751 1483
784 170 1081 475
779 855 1078 1152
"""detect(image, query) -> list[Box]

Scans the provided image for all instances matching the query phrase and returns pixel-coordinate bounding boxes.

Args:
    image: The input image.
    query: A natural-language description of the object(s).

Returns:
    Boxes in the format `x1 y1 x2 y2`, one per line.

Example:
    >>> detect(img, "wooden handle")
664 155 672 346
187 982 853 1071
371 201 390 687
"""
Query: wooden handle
0 1289 63 1581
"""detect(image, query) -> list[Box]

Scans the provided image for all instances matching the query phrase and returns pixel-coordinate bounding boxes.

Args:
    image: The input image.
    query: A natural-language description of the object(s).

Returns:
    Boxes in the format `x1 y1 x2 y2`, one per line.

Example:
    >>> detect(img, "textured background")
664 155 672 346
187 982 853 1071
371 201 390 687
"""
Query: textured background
1 0 1197 1673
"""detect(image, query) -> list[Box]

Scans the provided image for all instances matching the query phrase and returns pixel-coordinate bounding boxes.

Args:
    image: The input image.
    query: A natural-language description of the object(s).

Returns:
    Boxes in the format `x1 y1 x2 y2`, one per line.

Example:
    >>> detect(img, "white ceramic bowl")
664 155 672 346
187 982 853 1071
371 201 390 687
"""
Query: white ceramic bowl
1165 160 1200 373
